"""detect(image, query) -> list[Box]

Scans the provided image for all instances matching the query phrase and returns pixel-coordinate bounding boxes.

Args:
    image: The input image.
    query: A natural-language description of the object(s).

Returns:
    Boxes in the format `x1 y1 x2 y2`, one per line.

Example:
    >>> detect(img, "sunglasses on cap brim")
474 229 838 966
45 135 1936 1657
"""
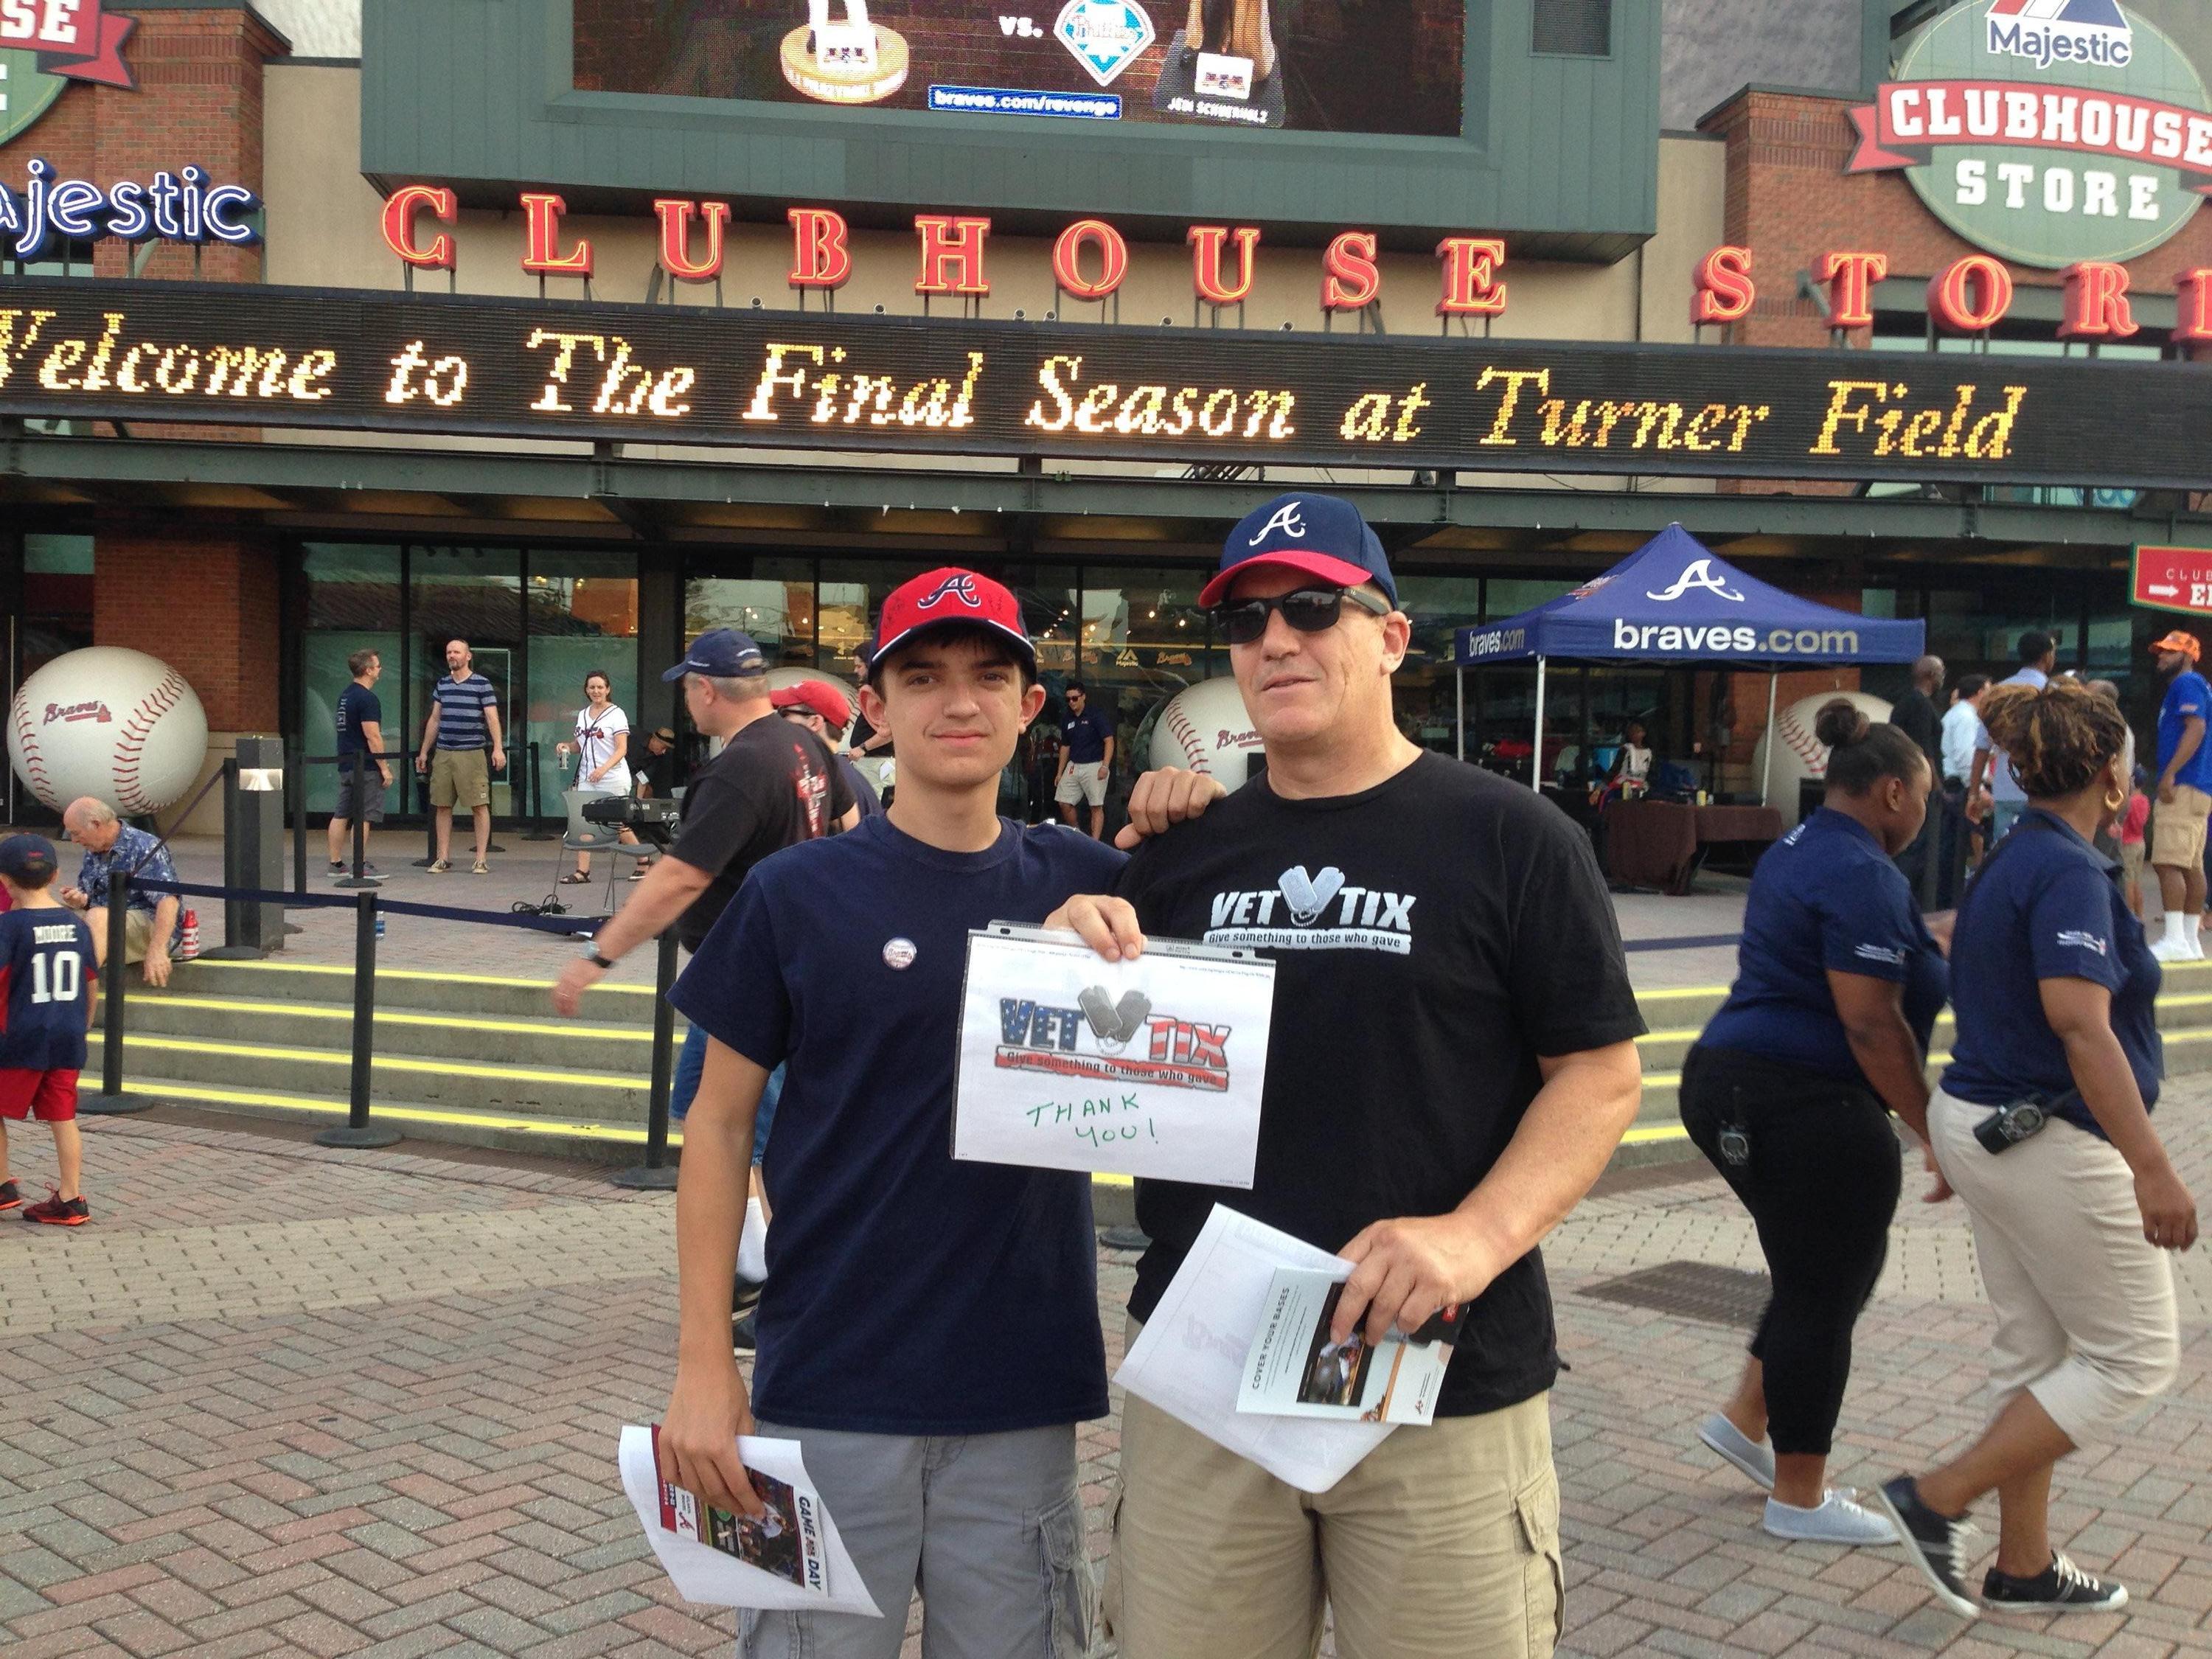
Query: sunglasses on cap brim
1208 585 1392 647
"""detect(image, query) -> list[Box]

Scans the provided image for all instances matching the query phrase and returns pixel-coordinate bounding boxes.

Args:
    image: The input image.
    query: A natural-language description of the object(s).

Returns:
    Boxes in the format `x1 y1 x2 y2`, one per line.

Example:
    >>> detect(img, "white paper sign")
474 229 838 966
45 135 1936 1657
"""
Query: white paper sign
1113 1206 1395 1493
953 925 1275 1187
617 1427 883 1617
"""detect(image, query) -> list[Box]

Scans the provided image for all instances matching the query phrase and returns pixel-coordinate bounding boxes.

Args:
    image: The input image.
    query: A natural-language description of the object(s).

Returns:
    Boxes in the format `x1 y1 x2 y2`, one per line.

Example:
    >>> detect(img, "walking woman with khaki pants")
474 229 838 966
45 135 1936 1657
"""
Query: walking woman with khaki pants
1879 676 2197 1620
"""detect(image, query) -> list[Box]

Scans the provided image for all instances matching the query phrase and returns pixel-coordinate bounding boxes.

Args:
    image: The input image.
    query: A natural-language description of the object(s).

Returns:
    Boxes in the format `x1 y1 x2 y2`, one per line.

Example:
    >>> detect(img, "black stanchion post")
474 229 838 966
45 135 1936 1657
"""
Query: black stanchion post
335 750 383 889
82 872 150 1115
416 747 439 867
316 889 400 1149
524 740 558 841
290 740 308 897
612 931 681 1190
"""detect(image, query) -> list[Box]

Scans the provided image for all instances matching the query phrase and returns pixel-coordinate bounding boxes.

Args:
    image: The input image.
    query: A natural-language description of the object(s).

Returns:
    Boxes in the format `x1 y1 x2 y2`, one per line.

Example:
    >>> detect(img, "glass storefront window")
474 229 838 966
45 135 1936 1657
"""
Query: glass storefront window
24 533 93 684
688 557 817 669
528 550 640 823
1000 566 1081 822
411 546 523 816
299 543 402 815
816 560 922 680
1397 575 1481 754
1077 568 1215 823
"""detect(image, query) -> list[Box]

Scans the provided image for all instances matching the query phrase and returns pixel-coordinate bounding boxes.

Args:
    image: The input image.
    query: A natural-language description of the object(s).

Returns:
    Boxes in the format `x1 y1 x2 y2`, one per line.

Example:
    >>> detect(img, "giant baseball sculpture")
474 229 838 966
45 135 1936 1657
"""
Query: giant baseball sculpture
1750 689 1893 830
1146 676 1266 792
10 647 209 816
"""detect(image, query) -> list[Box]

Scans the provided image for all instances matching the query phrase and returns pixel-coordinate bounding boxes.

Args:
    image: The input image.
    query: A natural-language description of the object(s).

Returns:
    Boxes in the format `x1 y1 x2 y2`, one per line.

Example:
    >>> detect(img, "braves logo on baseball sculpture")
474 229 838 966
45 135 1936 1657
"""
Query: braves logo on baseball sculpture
10 647 207 815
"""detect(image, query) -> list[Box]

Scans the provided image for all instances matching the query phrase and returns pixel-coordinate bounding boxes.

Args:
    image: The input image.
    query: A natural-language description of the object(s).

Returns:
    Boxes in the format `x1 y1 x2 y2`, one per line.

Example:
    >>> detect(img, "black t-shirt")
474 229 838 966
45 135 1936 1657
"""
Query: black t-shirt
335 683 381 757
1116 752 1646 1417
669 717 856 951
634 745 680 797
1891 689 1942 776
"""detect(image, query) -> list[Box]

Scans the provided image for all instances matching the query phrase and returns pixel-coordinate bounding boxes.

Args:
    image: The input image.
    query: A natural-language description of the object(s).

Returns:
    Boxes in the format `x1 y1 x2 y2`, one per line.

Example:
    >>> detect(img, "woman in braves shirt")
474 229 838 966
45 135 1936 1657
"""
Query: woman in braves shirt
557 671 641 883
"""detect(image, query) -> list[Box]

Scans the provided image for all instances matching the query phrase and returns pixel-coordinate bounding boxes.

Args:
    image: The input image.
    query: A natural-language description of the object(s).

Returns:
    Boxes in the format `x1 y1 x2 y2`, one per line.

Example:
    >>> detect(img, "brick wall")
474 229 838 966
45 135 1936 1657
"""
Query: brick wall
93 514 281 731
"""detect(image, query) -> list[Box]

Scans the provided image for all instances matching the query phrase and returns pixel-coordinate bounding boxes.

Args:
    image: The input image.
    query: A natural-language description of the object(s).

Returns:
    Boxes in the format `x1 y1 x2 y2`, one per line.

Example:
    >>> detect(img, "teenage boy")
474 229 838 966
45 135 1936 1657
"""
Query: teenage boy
656 569 1128 1658
0 837 98 1225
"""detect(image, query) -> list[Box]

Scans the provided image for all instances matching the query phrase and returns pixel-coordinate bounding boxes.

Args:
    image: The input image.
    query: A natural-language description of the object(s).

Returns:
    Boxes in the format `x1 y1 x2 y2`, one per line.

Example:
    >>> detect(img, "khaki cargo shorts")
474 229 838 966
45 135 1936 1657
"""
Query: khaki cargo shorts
429 747 492 810
2152 783 2211 867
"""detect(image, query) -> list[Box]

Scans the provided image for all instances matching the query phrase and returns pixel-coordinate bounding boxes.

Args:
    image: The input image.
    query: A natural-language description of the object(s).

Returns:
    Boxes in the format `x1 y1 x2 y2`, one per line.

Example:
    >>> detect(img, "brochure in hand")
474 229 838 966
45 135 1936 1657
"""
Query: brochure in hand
1236 1269 1457 1427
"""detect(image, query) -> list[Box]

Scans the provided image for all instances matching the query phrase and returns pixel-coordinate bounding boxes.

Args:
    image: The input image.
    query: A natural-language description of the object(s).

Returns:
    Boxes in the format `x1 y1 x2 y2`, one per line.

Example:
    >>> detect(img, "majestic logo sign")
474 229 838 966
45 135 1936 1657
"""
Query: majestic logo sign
1986 0 2131 69
1848 0 2209 267
0 159 262 263
1054 0 1153 87
1645 559 1745 603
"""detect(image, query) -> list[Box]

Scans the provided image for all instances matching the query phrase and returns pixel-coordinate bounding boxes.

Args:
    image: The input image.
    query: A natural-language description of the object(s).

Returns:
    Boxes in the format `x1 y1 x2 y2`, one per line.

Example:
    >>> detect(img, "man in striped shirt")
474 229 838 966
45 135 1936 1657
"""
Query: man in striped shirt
414 639 507 874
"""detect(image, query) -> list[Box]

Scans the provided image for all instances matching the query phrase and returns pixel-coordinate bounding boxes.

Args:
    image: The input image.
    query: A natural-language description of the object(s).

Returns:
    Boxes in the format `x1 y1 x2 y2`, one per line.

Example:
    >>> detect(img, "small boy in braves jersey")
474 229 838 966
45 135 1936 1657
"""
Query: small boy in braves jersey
0 836 97 1225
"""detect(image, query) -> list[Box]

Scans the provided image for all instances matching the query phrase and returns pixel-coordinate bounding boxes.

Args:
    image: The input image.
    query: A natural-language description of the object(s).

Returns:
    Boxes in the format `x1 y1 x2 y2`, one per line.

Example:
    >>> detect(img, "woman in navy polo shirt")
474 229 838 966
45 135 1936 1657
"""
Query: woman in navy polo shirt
1879 677 2196 1619
1683 702 1946 1545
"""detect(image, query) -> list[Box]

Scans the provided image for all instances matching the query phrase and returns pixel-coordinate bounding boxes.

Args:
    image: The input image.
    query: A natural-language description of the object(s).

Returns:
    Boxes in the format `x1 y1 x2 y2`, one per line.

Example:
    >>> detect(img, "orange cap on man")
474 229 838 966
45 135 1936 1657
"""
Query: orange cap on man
2150 630 2202 663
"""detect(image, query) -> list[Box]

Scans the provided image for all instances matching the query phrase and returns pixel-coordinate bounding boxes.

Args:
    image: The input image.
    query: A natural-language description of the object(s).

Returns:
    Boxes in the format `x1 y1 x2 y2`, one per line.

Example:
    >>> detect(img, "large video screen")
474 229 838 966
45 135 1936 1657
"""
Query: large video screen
572 1 1465 136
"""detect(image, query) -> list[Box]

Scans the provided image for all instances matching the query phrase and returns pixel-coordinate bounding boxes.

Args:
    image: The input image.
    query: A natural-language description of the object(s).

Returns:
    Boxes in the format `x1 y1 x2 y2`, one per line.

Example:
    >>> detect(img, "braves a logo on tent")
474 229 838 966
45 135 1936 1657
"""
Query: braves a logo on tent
1645 558 1746 604
915 573 984 611
1986 0 2132 69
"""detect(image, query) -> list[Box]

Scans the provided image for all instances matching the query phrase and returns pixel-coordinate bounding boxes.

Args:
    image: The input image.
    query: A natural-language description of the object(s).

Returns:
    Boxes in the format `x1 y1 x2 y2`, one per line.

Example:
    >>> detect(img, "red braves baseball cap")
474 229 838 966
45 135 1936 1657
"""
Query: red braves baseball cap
771 681 853 728
1199 492 1399 610
868 568 1036 679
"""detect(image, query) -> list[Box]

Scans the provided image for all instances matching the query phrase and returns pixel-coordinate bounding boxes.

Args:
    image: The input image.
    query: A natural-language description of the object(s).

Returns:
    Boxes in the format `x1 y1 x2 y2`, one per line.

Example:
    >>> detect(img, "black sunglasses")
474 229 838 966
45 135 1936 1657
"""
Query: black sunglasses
1208 586 1391 647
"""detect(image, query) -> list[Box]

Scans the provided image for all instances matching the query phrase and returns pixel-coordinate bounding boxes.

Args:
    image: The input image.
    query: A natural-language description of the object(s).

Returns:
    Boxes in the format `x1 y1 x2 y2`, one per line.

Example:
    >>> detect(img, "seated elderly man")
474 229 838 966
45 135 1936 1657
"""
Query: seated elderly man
58 798 179 987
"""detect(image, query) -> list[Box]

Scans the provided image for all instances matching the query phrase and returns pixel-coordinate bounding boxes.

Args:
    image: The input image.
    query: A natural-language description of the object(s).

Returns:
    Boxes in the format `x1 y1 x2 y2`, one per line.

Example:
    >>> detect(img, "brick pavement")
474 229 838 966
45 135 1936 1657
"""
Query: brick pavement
2 1092 2209 1656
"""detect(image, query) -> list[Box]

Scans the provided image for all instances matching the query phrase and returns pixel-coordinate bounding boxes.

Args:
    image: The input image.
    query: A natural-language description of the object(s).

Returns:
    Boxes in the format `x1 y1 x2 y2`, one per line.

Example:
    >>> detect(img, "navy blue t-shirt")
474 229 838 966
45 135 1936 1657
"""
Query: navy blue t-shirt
1061 708 1113 765
1701 809 1948 1082
0 908 94 1071
335 683 381 757
670 813 1125 1436
1943 810 2160 1136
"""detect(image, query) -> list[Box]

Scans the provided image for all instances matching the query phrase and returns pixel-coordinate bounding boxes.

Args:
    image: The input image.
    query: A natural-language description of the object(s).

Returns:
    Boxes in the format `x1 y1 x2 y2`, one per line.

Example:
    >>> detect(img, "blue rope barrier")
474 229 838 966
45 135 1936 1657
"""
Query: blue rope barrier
1623 933 1742 954
132 877 612 935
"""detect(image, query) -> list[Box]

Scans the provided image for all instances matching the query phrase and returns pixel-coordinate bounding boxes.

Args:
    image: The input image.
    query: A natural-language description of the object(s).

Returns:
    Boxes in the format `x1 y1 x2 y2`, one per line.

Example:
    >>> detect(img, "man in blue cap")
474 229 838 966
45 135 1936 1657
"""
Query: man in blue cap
1051 493 1646 1657
552 627 858 1116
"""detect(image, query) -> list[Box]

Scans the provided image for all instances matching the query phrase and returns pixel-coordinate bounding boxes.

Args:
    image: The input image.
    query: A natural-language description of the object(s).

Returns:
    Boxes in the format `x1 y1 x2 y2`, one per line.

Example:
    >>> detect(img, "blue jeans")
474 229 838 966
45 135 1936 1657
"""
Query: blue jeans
670 1019 782 1166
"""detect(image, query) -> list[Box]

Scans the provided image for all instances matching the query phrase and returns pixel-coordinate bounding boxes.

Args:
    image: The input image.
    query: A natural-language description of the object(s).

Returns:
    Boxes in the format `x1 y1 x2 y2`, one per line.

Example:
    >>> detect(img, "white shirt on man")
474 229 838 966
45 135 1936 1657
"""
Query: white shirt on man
1940 699 1983 783
574 703 632 793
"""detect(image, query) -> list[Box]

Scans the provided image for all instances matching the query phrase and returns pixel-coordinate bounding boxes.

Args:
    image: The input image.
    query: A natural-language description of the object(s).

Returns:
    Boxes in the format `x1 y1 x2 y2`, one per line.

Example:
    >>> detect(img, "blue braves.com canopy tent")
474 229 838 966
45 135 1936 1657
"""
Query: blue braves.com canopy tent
1450 524 1927 803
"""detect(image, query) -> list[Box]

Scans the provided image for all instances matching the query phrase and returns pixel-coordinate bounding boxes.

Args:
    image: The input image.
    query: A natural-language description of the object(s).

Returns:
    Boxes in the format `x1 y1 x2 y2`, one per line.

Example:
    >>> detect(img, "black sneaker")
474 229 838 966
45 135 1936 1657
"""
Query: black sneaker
0 1181 20 1212
1983 1552 2128 1614
1877 1476 1980 1618
731 1311 757 1355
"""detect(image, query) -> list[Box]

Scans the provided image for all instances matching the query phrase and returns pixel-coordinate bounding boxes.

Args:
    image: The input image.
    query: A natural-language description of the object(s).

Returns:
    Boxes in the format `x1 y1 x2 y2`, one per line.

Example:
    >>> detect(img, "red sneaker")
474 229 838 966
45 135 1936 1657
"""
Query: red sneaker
0 1181 20 1212
21 1189 88 1226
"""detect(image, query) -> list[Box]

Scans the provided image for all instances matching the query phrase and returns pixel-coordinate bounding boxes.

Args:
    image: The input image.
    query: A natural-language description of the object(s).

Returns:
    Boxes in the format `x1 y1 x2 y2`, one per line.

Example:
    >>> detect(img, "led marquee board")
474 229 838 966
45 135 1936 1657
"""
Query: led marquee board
3 278 2211 488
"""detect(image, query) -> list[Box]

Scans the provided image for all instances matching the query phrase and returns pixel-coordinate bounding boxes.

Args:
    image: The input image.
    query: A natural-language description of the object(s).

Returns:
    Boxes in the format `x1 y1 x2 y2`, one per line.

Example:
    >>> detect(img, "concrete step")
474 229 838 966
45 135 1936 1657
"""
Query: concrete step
114 992 658 1072
114 1032 650 1121
156 959 664 1025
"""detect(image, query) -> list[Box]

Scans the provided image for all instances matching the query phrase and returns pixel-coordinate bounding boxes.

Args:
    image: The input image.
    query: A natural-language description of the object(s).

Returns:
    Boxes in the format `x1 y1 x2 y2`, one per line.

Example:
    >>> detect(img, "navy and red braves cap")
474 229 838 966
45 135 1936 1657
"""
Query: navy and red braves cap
1199 492 1398 610
0 835 58 883
771 680 854 728
661 627 767 683
867 568 1037 678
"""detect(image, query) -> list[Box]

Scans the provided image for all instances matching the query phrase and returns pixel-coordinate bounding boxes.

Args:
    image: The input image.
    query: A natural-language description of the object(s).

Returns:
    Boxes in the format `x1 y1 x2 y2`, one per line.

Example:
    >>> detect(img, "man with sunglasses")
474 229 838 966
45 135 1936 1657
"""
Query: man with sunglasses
1051 493 1646 1658
1055 681 1116 839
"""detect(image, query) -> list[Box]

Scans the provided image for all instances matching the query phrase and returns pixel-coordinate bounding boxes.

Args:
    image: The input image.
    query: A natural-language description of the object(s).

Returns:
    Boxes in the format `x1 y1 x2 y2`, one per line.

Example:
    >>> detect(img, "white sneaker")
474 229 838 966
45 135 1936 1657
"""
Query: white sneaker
2151 934 2197 962
1695 1413 1775 1492
1764 1490 1899 1545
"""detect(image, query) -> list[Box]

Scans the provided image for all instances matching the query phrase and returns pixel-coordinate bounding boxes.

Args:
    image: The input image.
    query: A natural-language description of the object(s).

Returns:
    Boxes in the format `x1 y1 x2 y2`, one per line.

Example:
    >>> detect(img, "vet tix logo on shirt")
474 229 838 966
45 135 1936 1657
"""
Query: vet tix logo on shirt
1203 864 1417 955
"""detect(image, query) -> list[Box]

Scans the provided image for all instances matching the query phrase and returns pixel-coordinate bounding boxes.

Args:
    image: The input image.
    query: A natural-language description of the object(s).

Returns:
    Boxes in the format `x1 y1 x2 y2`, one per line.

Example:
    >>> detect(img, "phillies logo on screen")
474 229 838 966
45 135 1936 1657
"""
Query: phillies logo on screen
1054 0 1155 87
995 989 1232 1093
915 572 984 611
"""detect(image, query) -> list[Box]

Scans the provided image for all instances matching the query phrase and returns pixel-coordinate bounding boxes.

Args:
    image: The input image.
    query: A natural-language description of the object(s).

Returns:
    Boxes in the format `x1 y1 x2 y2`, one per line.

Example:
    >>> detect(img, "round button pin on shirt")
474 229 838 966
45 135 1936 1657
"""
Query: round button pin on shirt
883 937 918 970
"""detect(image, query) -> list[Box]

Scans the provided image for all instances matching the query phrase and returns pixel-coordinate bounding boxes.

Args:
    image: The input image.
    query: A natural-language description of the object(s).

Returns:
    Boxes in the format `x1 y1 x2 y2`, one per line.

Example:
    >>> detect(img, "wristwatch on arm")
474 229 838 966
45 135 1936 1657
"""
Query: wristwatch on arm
580 944 618 970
